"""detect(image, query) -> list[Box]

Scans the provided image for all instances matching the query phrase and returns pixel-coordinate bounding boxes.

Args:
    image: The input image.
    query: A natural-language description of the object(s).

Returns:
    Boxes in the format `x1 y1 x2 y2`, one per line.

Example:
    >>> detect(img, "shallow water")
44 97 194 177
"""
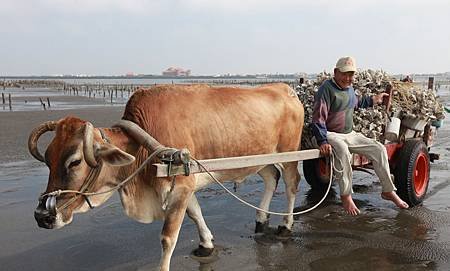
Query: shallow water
1 87 128 112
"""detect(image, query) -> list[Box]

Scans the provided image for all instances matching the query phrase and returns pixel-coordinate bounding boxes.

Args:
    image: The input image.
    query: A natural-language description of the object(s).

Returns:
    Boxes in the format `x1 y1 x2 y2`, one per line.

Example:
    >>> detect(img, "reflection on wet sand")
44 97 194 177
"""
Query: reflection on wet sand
248 179 450 271
310 247 436 271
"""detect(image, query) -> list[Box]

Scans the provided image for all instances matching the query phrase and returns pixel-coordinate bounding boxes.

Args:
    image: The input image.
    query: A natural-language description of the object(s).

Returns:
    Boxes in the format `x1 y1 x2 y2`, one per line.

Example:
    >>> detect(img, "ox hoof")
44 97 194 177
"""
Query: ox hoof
276 226 292 239
190 246 219 264
255 221 269 233
192 245 215 257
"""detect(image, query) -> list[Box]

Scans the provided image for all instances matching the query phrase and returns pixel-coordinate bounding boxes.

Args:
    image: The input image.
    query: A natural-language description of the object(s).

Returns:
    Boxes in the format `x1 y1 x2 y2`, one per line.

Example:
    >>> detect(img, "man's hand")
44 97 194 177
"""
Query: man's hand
372 92 389 105
319 143 332 156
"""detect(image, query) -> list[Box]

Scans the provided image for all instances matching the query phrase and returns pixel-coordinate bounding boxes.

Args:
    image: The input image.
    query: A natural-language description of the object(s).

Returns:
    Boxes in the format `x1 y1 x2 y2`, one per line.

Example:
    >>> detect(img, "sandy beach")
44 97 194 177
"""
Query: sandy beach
1 88 450 271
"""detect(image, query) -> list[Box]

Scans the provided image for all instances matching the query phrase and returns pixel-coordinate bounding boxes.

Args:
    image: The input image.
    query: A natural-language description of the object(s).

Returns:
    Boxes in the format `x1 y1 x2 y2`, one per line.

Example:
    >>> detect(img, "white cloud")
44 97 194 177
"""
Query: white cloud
2 0 164 15
179 0 450 13
44 0 164 14
3 0 450 16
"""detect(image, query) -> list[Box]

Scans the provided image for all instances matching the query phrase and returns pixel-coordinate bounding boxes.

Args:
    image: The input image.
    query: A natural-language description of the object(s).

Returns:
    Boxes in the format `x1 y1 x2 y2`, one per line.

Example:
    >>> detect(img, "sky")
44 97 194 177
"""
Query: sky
1 0 449 76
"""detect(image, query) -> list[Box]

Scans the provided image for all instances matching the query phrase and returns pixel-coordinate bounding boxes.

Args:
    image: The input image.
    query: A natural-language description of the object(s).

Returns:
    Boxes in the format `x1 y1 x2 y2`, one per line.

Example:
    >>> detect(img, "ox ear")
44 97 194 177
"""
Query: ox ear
96 143 135 166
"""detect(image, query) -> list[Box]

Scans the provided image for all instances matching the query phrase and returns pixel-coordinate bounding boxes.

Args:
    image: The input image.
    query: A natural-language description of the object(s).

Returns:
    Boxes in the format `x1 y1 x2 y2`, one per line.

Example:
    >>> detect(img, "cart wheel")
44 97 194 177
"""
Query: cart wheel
394 139 430 206
303 158 331 191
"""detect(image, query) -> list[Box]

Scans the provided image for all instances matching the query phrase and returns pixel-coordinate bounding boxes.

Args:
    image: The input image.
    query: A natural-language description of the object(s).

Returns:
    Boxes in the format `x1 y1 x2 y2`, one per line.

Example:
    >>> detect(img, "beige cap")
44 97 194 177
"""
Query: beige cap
335 56 356 72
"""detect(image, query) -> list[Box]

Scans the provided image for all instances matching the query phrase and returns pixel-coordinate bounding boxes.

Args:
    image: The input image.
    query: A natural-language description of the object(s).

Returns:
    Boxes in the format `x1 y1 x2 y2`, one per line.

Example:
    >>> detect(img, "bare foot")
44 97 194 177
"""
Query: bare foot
381 192 409 209
340 195 361 216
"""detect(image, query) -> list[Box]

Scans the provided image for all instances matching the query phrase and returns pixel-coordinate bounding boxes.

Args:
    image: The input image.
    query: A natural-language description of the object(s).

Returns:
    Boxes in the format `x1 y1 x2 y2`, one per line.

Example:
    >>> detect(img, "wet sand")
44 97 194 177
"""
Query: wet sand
1 89 450 271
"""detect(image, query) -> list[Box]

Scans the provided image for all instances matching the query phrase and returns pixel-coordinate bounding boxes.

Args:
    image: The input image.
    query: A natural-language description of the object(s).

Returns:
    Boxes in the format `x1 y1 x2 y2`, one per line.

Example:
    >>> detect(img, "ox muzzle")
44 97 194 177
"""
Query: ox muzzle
34 195 57 229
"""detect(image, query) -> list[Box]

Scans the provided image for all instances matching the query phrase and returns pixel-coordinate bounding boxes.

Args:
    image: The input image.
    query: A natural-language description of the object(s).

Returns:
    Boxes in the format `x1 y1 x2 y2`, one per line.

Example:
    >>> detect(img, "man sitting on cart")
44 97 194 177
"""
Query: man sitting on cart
312 56 409 215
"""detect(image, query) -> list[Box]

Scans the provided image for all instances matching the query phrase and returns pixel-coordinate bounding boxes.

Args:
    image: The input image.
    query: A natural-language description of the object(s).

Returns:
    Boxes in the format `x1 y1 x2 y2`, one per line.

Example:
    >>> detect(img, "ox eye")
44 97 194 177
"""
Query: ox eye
68 159 81 169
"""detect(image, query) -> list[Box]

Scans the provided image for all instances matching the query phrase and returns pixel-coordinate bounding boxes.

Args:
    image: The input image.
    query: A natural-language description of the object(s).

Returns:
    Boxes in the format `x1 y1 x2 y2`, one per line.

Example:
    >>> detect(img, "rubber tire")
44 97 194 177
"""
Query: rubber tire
394 139 430 206
303 158 330 191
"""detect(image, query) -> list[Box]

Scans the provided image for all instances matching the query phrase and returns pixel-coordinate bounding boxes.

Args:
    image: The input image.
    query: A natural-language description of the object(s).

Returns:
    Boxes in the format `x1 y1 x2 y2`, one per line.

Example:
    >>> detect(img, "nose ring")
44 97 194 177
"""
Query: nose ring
45 196 57 211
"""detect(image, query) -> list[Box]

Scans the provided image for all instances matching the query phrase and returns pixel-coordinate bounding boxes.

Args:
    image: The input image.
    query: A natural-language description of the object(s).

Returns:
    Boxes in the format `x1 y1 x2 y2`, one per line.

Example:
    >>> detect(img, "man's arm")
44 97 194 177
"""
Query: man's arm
372 92 389 105
357 95 373 108
311 84 332 155
358 92 389 108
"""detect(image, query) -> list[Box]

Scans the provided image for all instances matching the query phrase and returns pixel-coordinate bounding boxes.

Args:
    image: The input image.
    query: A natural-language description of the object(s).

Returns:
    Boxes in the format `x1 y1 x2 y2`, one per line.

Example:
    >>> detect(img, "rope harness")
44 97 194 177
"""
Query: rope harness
39 122 334 217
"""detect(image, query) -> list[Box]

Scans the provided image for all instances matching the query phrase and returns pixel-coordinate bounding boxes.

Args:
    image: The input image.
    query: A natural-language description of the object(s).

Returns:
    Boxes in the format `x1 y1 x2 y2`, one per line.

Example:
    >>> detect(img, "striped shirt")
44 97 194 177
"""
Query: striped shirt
311 79 373 145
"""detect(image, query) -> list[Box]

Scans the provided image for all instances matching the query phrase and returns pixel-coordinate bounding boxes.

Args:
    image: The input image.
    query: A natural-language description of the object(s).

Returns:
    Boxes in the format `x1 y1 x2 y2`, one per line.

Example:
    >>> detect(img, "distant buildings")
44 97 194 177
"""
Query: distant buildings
162 67 191 77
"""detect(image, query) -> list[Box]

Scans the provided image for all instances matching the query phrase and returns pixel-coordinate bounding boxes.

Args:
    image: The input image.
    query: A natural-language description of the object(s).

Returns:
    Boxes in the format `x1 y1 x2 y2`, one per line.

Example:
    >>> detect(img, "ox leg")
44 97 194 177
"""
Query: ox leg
278 161 300 237
160 187 193 271
186 194 215 257
255 165 280 233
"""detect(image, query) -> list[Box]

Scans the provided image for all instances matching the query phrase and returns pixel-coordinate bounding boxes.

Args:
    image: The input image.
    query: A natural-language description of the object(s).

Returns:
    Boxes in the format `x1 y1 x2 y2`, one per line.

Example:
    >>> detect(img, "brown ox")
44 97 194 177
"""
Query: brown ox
29 83 304 271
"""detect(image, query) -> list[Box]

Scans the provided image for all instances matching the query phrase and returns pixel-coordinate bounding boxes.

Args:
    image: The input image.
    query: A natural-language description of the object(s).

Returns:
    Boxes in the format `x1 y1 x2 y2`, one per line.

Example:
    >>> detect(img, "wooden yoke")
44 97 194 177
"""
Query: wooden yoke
154 149 322 177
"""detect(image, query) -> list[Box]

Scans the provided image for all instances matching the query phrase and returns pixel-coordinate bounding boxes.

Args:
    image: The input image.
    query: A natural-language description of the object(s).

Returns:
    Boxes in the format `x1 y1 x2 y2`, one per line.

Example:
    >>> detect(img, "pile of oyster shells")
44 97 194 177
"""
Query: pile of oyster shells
296 70 445 149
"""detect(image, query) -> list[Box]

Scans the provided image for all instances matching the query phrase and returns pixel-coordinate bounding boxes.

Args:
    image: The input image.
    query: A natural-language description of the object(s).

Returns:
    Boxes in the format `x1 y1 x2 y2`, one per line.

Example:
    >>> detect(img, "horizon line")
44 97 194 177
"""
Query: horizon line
2 71 450 79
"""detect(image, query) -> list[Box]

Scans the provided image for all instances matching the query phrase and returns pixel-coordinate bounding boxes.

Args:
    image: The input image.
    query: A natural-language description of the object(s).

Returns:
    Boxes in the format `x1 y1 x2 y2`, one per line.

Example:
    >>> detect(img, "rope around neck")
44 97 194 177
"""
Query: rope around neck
41 146 176 200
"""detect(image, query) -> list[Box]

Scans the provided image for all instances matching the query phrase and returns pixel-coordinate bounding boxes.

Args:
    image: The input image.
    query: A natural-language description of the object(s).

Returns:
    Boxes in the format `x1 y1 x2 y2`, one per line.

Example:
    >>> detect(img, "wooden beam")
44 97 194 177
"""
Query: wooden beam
154 149 321 177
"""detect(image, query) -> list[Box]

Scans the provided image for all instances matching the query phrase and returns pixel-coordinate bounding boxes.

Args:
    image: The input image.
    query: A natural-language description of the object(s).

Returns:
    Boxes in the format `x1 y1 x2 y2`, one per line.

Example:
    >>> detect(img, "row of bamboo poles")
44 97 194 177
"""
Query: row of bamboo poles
2 82 154 111
2 92 51 111
62 83 142 103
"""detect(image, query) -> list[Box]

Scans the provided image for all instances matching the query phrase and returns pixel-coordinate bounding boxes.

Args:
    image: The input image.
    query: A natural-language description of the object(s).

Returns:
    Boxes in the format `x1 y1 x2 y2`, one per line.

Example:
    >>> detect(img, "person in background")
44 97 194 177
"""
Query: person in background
402 75 413 83
311 56 409 215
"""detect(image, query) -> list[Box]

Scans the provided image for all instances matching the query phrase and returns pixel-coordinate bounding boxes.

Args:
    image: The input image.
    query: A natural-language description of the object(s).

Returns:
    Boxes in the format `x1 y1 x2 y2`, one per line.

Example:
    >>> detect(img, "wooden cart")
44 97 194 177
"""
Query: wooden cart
303 85 440 206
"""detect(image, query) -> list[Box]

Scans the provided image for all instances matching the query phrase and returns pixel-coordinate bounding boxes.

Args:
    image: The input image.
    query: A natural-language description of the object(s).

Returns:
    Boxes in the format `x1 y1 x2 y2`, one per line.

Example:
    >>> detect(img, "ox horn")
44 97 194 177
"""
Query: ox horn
114 120 163 151
83 122 98 167
28 121 57 162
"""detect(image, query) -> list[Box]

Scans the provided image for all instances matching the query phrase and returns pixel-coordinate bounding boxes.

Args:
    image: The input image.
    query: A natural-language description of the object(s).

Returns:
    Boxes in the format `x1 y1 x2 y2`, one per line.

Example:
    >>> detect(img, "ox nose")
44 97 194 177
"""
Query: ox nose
34 196 56 229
